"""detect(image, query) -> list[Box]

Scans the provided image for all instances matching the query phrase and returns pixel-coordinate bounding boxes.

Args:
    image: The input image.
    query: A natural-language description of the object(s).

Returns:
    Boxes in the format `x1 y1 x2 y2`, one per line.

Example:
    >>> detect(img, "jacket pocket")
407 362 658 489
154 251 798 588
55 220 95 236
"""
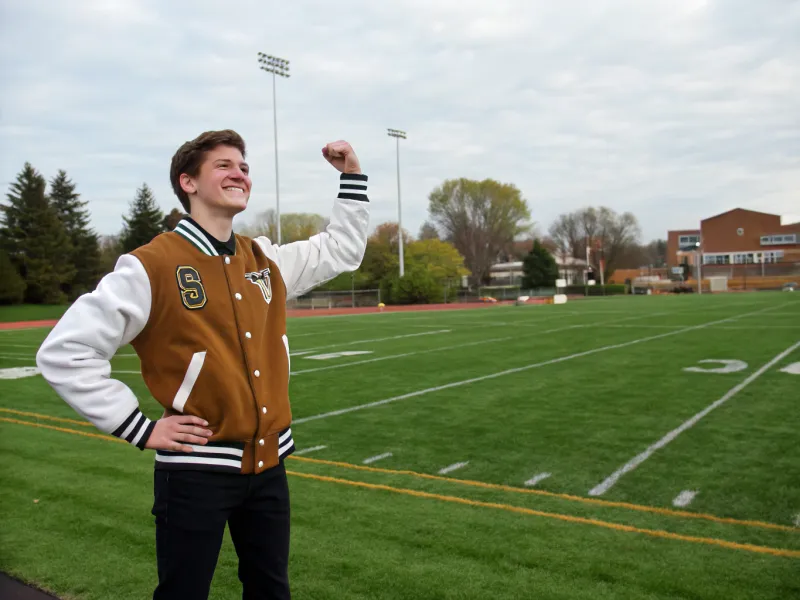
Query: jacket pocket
172 351 207 412
282 334 290 380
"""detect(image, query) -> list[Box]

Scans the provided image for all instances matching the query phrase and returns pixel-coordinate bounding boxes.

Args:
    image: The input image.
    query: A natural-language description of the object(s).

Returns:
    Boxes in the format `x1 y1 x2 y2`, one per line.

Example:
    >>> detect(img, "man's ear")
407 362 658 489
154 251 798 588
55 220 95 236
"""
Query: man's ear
180 173 197 196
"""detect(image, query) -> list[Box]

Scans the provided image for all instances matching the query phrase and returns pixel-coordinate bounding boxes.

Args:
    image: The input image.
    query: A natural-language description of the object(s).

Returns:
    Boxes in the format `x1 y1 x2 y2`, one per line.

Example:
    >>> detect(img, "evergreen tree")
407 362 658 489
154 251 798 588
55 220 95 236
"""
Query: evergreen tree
522 239 560 289
0 249 25 304
50 170 102 299
0 163 75 304
119 183 165 253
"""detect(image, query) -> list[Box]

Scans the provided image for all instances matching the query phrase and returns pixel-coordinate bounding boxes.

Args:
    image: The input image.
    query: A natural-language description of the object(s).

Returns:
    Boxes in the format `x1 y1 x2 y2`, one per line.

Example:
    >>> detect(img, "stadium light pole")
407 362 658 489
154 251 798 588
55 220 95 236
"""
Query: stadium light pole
387 128 407 277
258 52 290 244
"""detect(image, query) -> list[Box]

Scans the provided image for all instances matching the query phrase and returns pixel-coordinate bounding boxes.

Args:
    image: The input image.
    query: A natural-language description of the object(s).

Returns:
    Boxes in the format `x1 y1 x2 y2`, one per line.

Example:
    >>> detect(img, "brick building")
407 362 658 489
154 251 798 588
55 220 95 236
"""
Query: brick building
667 209 800 271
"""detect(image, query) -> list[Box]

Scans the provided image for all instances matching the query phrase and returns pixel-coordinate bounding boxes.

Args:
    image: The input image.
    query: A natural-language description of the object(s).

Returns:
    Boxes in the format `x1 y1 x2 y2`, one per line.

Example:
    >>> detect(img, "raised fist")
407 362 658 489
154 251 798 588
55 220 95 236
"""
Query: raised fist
322 140 361 174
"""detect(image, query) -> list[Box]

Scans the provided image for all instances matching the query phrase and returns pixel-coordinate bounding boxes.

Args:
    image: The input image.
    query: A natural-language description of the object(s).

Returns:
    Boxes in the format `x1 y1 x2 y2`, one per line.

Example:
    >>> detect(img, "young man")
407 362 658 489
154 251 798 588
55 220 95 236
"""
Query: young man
36 130 370 599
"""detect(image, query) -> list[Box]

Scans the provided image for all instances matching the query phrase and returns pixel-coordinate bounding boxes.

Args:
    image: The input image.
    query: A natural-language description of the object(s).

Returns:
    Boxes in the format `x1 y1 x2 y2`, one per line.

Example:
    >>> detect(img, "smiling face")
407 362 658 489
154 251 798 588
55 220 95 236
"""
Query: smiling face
179 145 252 217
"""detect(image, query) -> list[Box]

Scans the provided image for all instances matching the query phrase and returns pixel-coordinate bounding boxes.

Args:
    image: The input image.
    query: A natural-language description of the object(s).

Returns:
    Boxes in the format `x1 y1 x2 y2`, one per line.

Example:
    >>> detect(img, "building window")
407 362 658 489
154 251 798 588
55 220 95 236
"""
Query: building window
761 234 797 246
733 253 756 264
703 253 731 265
679 235 700 246
763 251 784 263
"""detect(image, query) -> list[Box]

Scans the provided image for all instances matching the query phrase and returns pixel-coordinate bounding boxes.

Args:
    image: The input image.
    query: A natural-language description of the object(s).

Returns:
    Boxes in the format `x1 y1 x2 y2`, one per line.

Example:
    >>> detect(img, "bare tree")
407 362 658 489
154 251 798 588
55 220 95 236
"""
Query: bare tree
548 207 641 281
427 178 531 285
237 209 329 243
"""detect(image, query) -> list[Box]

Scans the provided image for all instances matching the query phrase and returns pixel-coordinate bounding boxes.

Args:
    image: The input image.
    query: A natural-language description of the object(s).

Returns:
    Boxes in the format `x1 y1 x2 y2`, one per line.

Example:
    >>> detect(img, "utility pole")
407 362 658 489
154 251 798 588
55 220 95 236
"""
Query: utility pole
387 128 407 276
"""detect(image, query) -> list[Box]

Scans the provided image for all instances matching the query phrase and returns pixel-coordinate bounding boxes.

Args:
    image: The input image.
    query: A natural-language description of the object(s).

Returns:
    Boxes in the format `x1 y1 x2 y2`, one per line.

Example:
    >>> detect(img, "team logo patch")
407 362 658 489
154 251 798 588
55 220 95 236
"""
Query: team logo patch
176 266 207 310
246 268 272 304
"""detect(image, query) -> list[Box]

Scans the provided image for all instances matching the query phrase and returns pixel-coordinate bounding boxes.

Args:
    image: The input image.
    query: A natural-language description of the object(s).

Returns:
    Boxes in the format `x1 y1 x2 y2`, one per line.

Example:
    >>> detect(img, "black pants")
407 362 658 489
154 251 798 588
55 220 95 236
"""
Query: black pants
151 462 291 600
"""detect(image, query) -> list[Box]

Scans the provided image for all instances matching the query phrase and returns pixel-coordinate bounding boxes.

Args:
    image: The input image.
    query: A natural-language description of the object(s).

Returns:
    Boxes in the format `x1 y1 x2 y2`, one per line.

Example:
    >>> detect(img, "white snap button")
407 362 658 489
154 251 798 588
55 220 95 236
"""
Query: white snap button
259 439 264 446
262 407 267 414
254 370 260 377
235 293 242 300
258 460 264 468
245 332 252 339
224 256 231 264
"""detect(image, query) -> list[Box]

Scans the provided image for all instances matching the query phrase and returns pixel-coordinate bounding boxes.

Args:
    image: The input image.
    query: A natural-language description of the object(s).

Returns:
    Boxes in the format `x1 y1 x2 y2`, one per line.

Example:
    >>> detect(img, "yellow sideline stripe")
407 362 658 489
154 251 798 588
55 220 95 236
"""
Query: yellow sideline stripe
289 456 798 533
0 417 126 444
0 407 93 427
3 411 798 535
287 471 800 559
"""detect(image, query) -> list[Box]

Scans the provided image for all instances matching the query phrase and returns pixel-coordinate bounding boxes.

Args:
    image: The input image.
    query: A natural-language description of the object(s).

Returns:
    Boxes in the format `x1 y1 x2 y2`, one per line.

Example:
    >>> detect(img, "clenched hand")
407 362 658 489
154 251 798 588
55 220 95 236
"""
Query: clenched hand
322 140 361 174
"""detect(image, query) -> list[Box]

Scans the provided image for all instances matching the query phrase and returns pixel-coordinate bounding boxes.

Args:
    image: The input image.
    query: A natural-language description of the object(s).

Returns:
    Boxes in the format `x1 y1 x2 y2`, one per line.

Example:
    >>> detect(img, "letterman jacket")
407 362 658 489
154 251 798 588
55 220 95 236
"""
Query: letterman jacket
36 173 370 475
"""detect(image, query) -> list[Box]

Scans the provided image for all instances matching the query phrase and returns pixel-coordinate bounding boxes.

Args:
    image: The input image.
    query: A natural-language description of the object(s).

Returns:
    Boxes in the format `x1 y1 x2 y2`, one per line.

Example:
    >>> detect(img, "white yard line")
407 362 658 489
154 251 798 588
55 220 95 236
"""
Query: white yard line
291 337 514 375
524 473 552 487
672 490 698 507
0 355 36 362
287 327 375 338
588 338 800 497
362 452 393 464
599 324 800 331
294 303 789 425
0 343 41 348
291 329 451 355
438 462 469 475
294 445 327 455
291 311 679 376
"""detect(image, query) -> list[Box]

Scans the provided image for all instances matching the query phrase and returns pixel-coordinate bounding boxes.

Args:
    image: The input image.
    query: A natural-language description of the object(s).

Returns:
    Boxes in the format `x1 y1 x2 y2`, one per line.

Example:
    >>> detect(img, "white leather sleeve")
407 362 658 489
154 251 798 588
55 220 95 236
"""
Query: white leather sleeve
36 253 156 449
255 175 370 300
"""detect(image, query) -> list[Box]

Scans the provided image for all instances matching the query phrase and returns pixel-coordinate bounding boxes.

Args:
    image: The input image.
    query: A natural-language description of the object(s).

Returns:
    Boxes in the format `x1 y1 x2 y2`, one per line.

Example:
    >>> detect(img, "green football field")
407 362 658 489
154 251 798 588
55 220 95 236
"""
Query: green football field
1 293 799 599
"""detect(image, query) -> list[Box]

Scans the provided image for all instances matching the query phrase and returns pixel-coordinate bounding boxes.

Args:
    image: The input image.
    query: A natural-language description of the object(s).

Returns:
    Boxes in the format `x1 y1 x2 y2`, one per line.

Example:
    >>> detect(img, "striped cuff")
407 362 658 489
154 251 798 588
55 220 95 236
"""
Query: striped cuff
278 426 295 459
338 173 368 202
112 408 156 450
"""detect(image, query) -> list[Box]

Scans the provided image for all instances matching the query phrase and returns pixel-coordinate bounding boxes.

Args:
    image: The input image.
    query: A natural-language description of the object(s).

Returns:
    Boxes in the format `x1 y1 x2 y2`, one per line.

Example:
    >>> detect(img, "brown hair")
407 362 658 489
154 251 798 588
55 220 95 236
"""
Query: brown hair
169 129 247 213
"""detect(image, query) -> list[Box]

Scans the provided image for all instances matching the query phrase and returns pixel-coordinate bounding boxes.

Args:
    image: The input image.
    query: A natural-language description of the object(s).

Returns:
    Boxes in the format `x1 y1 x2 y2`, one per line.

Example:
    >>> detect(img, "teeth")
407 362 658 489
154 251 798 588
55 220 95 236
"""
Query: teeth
224 187 244 192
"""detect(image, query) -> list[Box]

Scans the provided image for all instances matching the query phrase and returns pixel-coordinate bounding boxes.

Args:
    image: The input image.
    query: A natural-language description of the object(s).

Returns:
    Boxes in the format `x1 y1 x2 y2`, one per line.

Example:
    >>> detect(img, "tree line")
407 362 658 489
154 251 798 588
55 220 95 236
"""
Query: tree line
1 161 665 306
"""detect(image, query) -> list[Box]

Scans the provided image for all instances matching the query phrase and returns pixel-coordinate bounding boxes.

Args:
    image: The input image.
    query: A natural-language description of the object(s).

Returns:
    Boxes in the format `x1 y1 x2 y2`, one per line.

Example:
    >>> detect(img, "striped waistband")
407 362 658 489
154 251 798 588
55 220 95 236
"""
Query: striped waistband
155 441 246 473
155 427 295 473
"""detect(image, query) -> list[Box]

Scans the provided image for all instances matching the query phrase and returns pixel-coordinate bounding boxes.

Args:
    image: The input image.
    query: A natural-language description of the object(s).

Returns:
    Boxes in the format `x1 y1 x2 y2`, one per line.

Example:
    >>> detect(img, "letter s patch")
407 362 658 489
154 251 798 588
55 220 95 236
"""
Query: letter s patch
176 266 207 310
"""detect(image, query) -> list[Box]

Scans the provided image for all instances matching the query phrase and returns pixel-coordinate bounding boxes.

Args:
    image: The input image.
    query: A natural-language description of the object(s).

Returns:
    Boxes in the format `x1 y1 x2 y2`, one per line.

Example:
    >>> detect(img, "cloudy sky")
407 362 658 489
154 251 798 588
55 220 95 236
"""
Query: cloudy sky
1 0 798 243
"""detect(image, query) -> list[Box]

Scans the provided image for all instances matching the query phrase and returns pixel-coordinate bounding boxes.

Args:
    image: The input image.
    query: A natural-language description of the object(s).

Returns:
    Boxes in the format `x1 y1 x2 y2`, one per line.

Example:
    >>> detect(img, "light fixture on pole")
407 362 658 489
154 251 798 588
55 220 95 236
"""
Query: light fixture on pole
387 128 407 277
257 52 290 244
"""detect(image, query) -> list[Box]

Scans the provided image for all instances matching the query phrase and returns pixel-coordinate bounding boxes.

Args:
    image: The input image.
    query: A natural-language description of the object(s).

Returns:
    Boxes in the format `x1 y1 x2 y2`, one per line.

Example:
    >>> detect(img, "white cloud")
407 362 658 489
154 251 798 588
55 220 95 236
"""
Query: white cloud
1 0 798 243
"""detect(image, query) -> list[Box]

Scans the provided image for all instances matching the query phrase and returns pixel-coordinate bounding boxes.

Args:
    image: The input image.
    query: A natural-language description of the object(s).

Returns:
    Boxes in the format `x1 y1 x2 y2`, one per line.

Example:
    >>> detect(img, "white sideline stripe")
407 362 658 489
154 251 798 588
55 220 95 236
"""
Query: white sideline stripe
115 370 142 375
292 329 451 354
672 490 697 507
294 445 327 455
363 452 393 464
0 355 36 361
525 473 552 487
438 462 469 474
293 303 790 425
588 338 800 497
